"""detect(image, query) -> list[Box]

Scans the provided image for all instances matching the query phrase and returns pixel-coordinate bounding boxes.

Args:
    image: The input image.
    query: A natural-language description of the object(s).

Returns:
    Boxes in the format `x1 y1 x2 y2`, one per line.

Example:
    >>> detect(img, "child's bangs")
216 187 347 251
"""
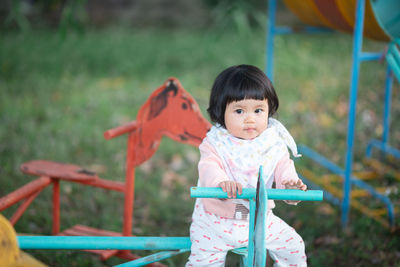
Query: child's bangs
226 79 266 103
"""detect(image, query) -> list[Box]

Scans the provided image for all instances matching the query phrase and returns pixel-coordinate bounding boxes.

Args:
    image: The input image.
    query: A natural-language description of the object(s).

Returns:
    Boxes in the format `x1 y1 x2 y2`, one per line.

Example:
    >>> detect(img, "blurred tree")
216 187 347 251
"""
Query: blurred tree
0 0 274 32
58 0 88 37
3 0 31 31
203 0 267 33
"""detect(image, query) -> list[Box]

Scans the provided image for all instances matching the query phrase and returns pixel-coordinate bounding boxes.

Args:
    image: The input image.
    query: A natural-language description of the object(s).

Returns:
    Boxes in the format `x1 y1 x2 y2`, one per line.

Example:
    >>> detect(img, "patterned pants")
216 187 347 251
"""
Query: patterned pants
186 201 307 267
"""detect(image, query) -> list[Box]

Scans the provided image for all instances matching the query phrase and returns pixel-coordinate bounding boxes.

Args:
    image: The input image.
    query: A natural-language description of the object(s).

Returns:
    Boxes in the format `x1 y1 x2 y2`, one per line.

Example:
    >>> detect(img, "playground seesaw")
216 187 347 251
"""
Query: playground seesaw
12 168 323 267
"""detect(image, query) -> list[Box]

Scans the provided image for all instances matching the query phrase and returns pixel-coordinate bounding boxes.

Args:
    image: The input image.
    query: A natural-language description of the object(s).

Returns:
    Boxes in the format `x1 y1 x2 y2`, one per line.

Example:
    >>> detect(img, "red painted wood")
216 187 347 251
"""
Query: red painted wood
119 77 211 237
52 179 60 235
0 176 52 210
10 190 42 225
98 250 120 261
104 121 138 140
123 134 137 237
126 77 211 167
21 160 98 182
3 77 210 265
59 225 122 260
78 178 125 192
60 224 122 237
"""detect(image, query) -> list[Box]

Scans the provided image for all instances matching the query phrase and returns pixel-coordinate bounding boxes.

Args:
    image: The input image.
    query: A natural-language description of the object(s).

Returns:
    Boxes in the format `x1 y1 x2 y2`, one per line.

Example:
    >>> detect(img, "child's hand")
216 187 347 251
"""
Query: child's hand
219 181 243 199
282 179 307 190
281 179 307 205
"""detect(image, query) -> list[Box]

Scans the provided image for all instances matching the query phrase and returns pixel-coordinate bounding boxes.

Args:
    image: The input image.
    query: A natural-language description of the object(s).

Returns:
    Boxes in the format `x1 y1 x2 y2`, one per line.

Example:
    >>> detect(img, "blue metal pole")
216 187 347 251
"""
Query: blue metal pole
266 0 276 80
382 64 393 146
366 139 400 159
299 144 395 226
359 52 383 61
342 0 366 228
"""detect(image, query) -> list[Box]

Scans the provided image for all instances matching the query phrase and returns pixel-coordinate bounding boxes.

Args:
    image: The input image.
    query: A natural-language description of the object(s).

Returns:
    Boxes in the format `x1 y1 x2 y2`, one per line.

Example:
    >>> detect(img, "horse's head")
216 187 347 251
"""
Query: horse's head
130 78 211 166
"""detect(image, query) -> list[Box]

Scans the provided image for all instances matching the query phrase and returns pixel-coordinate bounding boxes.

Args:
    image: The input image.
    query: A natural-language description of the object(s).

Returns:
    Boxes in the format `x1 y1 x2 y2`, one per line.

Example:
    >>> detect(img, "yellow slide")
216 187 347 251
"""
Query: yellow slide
0 214 47 267
283 0 390 41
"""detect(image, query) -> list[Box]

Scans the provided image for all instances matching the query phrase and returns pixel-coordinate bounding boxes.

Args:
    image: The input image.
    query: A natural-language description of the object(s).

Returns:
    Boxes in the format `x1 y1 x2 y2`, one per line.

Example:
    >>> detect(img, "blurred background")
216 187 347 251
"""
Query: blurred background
1 0 399 266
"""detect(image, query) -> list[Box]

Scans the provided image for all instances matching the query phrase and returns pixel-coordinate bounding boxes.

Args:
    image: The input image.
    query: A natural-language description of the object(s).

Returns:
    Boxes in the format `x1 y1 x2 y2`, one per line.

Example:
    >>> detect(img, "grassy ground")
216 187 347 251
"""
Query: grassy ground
1 27 399 266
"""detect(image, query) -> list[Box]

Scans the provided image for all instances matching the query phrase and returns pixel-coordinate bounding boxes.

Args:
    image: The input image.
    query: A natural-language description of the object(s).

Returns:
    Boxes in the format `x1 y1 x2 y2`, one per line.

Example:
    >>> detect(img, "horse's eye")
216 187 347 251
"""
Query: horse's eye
182 103 188 110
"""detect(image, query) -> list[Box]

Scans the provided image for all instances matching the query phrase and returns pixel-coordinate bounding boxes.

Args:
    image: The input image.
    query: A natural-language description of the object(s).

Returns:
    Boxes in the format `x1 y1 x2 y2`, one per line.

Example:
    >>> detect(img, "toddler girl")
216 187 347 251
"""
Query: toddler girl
186 64 307 267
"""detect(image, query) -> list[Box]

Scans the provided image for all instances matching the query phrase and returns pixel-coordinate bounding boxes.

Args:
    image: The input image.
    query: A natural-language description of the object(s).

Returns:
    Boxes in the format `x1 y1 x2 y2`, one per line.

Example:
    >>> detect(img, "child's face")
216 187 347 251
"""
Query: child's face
224 98 269 140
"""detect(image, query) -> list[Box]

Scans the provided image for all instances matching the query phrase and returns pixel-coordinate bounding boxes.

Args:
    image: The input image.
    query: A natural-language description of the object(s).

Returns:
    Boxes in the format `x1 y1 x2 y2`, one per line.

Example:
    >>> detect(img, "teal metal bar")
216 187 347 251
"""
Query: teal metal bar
190 187 323 202
299 174 340 206
115 249 190 267
17 236 191 250
190 187 255 199
254 167 268 266
246 197 256 266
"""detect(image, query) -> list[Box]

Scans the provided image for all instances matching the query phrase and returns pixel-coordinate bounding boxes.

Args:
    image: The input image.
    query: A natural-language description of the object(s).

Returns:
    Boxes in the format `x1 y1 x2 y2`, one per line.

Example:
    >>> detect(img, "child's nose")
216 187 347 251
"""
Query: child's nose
245 114 256 123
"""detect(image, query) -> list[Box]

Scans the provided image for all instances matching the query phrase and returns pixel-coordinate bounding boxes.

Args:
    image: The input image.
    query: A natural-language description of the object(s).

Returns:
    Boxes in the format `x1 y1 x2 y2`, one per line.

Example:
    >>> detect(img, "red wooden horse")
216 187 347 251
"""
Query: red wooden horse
0 77 211 264
105 77 211 166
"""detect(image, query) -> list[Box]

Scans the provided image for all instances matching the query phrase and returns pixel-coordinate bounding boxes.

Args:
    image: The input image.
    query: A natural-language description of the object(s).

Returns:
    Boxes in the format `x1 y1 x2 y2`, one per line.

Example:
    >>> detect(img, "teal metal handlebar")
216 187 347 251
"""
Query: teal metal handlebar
18 236 191 250
190 187 323 201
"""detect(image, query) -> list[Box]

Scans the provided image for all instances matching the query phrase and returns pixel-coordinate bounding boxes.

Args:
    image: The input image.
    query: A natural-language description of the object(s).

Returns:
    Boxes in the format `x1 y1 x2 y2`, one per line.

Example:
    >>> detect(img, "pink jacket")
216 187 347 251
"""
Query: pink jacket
198 139 300 219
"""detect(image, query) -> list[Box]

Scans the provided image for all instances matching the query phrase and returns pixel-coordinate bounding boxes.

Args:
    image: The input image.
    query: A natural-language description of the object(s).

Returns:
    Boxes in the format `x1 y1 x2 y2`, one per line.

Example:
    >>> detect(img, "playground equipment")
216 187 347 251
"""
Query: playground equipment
3 167 323 266
0 78 210 264
0 214 47 267
266 0 400 229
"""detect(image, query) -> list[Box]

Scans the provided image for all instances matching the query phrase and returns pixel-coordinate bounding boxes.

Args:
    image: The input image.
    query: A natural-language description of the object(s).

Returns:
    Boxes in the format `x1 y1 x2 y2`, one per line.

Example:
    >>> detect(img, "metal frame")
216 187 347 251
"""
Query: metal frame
265 0 331 82
366 39 400 159
266 0 398 228
17 174 323 266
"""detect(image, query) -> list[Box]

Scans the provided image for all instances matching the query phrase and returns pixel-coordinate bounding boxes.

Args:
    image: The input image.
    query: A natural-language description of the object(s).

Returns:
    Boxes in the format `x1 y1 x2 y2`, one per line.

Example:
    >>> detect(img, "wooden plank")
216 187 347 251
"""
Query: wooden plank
20 161 98 182
60 225 122 237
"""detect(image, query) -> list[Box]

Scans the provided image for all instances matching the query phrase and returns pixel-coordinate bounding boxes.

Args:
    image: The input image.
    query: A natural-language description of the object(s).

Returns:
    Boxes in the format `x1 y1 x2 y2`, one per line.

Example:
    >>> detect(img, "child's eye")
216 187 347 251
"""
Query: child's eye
234 109 243 114
255 109 263 113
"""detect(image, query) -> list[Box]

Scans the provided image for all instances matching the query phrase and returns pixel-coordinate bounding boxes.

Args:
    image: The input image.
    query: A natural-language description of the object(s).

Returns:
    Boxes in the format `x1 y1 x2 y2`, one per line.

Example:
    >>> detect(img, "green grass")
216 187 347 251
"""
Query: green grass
1 27 399 266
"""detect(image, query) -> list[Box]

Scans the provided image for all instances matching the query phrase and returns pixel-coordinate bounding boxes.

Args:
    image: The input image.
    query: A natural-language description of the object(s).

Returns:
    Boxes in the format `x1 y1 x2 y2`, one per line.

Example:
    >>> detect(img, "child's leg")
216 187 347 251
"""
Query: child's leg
265 211 307 267
186 240 228 267
185 220 228 267
186 200 249 266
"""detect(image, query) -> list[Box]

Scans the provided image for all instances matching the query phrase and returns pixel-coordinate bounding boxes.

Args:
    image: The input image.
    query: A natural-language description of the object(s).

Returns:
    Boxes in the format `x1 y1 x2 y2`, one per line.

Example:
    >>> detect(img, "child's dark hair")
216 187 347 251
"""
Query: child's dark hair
207 64 279 127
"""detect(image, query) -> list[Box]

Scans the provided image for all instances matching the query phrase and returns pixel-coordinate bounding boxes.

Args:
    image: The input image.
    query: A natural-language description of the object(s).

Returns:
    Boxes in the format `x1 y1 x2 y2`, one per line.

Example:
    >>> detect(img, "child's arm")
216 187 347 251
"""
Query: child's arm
198 139 240 217
198 140 229 188
199 140 243 198
275 150 307 205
